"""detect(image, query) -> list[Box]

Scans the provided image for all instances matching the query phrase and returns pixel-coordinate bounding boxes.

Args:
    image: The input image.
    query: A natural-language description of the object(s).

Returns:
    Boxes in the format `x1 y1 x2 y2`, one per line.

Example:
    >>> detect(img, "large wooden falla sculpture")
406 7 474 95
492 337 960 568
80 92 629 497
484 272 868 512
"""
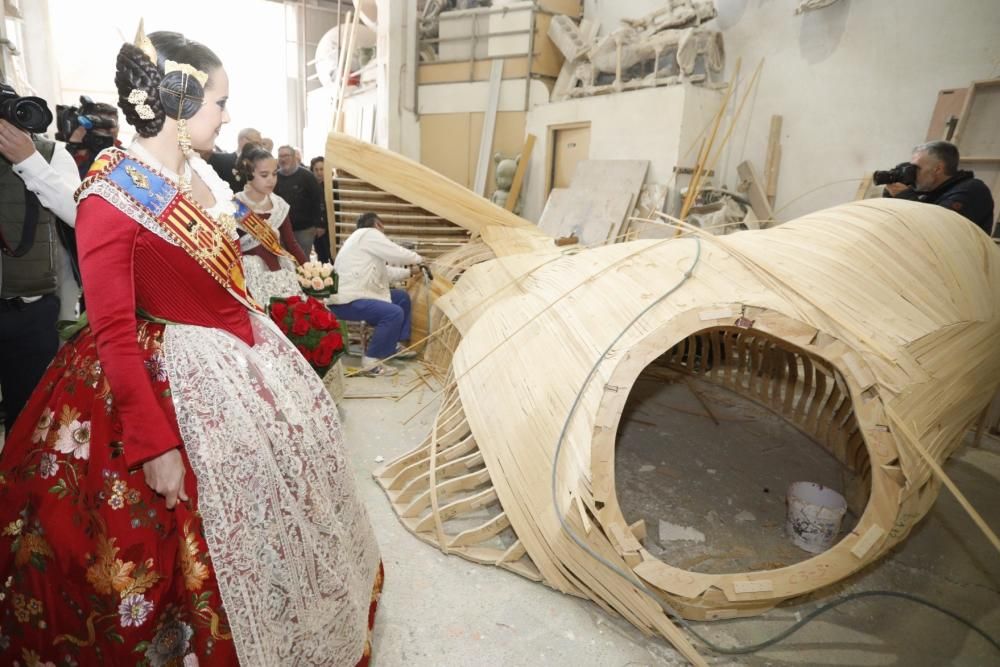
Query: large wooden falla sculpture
328 133 1000 665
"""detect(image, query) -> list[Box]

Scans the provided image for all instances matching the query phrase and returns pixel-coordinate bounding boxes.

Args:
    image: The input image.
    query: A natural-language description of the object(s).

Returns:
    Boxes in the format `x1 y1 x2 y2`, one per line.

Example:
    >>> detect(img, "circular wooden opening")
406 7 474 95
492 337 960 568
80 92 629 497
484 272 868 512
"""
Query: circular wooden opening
591 312 890 619
614 327 870 574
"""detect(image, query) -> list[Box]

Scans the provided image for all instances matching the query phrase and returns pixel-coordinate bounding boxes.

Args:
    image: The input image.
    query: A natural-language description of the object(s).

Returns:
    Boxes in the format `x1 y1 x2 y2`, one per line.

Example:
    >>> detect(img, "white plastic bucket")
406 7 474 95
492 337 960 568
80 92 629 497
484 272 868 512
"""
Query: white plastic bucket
785 482 847 554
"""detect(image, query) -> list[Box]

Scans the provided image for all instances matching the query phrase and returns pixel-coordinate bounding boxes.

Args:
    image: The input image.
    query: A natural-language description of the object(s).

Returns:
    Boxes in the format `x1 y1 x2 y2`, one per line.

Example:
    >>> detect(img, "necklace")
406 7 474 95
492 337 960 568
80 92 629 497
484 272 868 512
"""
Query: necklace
128 142 192 193
128 142 239 238
241 190 273 213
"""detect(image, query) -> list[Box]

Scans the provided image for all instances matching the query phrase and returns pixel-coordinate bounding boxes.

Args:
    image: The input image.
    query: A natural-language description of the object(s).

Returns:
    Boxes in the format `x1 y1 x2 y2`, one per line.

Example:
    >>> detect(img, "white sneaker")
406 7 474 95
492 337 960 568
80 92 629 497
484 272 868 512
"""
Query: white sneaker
361 356 398 377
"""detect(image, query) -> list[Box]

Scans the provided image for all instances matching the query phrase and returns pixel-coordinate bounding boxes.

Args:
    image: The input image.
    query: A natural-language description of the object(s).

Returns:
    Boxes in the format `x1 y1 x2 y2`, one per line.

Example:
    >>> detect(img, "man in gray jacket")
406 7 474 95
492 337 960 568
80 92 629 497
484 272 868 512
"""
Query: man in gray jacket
0 115 80 432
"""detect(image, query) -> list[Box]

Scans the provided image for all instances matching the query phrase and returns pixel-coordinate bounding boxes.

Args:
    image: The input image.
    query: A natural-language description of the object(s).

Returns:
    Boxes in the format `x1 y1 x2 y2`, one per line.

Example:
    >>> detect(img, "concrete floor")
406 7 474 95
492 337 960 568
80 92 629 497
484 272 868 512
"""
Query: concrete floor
339 358 1000 667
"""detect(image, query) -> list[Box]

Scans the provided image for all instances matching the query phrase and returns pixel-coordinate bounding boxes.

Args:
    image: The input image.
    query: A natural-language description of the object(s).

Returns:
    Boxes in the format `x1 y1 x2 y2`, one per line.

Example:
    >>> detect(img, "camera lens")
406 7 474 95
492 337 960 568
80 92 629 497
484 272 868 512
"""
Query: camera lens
872 170 892 186
13 97 54 133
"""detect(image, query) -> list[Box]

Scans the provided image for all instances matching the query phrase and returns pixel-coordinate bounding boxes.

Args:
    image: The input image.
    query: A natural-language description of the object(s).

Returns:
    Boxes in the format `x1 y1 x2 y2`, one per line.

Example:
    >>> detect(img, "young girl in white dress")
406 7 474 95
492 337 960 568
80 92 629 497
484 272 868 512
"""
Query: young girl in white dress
234 144 308 304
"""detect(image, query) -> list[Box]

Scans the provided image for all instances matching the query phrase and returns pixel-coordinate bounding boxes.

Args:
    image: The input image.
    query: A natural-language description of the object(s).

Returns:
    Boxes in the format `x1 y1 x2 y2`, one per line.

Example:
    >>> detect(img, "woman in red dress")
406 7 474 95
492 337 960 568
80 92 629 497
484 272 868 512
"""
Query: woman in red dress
0 27 382 667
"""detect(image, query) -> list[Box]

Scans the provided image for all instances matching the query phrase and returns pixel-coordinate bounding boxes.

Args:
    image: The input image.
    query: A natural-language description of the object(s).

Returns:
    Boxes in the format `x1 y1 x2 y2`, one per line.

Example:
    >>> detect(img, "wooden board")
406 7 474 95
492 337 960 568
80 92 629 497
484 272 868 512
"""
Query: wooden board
572 159 649 199
421 111 527 191
418 57 531 85
537 187 636 247
505 133 536 211
536 0 582 16
952 79 1000 236
764 115 782 206
570 159 649 242
737 160 775 225
530 13 565 80
925 87 969 141
420 113 474 187
549 123 591 192
953 78 1000 158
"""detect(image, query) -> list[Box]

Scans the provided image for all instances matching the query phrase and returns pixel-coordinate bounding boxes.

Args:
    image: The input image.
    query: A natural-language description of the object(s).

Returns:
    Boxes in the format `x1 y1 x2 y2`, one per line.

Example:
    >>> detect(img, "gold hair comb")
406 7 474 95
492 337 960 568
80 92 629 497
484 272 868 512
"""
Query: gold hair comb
164 60 209 86
133 19 158 64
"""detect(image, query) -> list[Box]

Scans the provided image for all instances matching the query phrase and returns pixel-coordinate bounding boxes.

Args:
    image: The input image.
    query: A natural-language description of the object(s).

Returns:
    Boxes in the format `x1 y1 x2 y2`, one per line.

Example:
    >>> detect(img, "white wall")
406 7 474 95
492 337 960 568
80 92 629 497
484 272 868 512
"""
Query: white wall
15 1 61 106
377 0 421 159
417 79 550 114
45 0 289 151
521 84 722 221
582 0 1000 220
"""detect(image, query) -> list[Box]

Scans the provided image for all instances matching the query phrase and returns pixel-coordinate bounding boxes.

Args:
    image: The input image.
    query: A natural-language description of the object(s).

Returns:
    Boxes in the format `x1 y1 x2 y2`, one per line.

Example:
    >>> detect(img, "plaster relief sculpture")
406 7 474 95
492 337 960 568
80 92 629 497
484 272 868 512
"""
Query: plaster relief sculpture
549 2 724 101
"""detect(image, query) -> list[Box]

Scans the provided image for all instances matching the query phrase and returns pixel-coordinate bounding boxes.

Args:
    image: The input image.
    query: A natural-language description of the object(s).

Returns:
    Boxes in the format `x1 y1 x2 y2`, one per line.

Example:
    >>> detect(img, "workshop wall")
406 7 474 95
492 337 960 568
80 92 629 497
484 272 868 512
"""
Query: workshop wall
583 0 1000 221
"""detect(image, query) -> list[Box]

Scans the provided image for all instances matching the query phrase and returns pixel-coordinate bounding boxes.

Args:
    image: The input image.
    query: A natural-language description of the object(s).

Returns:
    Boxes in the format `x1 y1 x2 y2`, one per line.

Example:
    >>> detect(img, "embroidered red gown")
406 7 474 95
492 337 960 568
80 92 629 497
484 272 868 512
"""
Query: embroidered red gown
0 163 382 666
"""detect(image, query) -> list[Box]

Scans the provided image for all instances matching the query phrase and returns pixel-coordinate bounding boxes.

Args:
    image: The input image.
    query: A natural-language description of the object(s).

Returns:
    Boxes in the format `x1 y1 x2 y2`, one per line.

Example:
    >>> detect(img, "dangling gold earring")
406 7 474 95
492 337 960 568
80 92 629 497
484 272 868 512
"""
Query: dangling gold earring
176 118 194 195
175 119 193 195
177 118 193 156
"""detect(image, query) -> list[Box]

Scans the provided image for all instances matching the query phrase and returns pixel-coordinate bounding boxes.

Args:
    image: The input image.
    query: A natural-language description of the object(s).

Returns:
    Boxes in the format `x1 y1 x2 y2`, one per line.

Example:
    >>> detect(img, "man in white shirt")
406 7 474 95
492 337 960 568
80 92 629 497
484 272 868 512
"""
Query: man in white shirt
329 212 424 376
0 117 81 431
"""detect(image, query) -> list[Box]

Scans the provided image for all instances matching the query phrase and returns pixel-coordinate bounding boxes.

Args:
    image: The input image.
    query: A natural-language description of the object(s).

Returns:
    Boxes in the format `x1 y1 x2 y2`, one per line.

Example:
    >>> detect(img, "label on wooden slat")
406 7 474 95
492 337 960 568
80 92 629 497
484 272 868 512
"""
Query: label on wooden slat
633 560 711 599
733 579 774 594
699 308 733 321
851 524 885 559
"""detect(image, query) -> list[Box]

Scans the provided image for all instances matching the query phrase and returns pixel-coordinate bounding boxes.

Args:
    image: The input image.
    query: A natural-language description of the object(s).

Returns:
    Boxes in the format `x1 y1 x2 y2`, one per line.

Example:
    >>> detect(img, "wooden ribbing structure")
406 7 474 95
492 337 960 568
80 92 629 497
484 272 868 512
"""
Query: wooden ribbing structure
324 132 558 358
377 199 1000 663
324 132 543 244
332 172 473 261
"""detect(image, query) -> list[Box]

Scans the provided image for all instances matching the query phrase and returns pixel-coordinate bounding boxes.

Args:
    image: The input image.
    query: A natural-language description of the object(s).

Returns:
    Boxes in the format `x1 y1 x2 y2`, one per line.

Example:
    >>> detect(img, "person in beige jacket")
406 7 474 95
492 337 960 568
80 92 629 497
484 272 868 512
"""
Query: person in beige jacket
330 212 423 375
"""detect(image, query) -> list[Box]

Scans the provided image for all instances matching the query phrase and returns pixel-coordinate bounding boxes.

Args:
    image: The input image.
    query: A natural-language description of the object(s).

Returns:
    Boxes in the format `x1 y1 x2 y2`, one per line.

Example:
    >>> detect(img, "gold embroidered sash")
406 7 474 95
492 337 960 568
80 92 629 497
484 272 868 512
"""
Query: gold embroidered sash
79 148 266 312
234 204 295 262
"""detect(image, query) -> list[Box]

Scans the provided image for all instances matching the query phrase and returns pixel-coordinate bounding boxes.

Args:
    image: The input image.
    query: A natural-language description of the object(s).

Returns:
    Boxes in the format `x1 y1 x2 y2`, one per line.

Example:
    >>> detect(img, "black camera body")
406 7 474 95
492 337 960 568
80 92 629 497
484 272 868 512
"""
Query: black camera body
873 162 918 187
55 96 116 141
0 83 53 134
56 96 117 156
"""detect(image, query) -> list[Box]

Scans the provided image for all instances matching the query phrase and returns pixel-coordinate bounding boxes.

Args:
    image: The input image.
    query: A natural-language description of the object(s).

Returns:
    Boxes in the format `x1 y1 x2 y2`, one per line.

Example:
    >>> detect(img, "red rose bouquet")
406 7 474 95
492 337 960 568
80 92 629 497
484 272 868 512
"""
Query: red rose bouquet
268 295 345 377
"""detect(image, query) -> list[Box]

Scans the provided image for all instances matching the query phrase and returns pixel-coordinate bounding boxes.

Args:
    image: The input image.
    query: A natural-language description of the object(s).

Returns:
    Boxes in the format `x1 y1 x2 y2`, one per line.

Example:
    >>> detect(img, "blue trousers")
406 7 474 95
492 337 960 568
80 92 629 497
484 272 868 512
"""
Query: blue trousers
331 288 411 359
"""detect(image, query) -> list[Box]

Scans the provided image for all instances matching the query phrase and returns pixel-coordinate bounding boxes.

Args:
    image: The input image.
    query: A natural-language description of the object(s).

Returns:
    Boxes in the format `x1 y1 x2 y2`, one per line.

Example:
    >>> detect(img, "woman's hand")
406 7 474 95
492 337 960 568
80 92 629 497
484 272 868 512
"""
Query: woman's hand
142 448 189 509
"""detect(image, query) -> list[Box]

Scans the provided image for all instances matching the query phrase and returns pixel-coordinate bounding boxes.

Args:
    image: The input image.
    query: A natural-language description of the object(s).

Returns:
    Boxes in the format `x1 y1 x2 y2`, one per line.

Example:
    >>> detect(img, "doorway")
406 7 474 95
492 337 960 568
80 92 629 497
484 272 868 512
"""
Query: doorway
547 122 591 196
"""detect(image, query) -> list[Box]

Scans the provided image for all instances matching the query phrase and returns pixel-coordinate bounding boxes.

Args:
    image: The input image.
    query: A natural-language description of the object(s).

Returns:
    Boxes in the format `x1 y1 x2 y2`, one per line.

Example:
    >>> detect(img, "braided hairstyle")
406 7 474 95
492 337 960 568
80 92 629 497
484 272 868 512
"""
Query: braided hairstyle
115 31 222 138
237 143 273 184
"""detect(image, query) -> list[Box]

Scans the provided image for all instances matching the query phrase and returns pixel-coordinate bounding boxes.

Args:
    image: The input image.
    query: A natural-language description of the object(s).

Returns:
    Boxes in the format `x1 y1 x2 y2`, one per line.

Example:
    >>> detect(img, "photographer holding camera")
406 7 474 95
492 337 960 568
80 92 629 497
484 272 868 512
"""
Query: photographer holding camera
56 96 120 177
51 97 120 299
879 141 995 235
0 82 80 432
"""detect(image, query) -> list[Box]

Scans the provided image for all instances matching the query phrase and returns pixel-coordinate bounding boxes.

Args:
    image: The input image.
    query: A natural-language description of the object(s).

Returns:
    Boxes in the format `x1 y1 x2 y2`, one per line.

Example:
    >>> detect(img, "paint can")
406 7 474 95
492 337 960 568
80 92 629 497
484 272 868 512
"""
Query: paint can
785 482 847 553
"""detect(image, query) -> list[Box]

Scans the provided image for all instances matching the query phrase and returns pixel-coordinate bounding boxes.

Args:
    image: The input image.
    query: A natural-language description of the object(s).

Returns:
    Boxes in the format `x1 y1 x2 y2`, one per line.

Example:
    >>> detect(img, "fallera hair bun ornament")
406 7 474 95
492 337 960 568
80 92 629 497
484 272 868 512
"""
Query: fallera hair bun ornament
133 19 158 64
164 60 208 86
127 89 155 120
